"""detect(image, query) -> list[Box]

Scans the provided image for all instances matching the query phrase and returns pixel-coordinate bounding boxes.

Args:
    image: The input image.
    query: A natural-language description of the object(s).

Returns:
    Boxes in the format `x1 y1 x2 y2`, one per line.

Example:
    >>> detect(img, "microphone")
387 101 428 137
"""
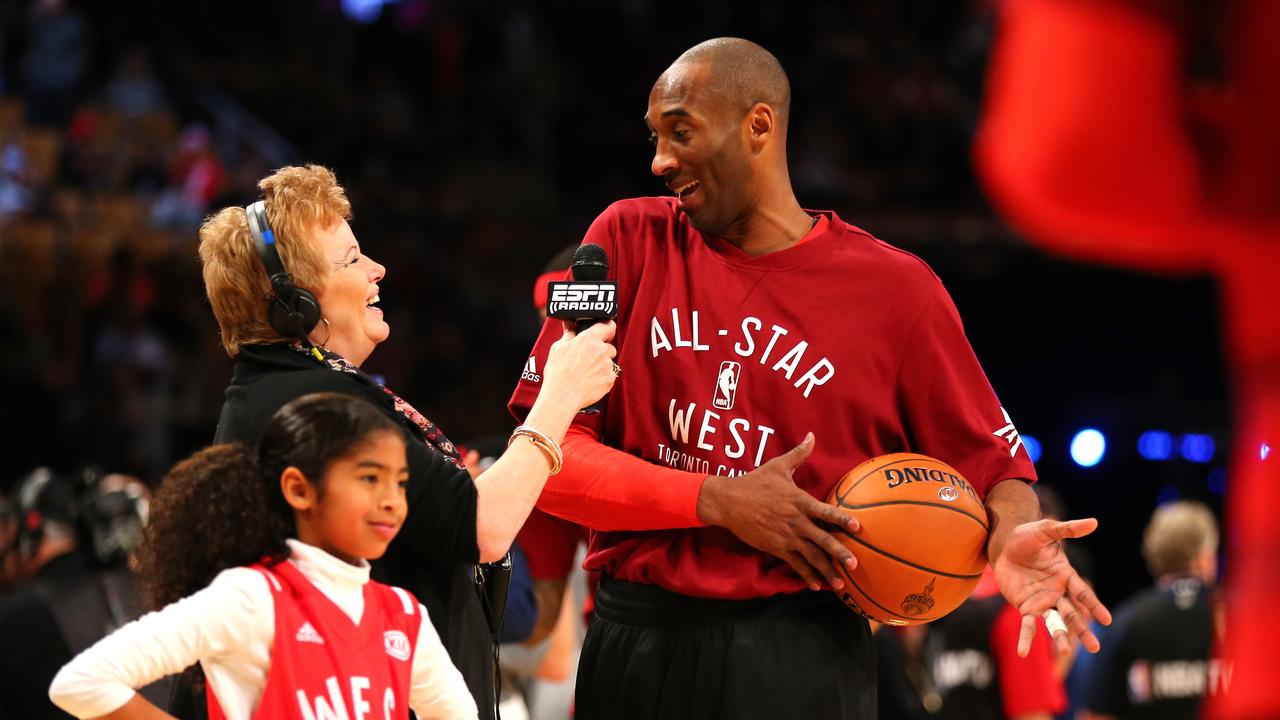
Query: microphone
546 243 618 329
546 243 619 413
568 243 611 332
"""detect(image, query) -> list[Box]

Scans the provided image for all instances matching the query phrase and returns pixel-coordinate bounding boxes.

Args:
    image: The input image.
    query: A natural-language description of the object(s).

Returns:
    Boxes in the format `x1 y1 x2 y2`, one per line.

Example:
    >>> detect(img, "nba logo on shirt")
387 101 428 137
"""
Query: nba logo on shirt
712 361 741 410
1127 660 1152 702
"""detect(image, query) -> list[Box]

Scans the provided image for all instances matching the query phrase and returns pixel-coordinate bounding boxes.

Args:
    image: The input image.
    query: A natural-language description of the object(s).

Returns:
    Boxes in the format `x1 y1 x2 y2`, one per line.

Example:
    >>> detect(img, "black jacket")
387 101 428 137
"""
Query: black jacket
0 552 170 718
0 553 96 719
201 344 493 717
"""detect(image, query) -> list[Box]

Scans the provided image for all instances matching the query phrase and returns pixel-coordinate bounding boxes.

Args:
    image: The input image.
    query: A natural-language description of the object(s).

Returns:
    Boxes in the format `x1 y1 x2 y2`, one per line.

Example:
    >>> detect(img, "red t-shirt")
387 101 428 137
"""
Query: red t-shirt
974 569 1068 717
510 197 1036 599
519 508 587 581
208 561 422 720
517 507 596 621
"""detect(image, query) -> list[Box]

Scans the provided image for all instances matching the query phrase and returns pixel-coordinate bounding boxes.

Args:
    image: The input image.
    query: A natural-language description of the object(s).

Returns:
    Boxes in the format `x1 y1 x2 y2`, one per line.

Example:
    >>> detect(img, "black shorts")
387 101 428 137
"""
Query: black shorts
576 576 876 720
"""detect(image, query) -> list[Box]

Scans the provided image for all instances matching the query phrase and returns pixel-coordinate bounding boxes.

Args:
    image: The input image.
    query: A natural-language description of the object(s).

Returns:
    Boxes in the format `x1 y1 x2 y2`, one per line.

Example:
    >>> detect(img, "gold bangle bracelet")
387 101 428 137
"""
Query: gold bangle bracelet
508 425 563 475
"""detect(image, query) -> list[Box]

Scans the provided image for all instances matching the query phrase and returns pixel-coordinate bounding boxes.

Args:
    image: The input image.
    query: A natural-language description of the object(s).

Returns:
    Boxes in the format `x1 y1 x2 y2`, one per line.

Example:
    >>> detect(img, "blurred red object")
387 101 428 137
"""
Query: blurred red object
977 1 1280 717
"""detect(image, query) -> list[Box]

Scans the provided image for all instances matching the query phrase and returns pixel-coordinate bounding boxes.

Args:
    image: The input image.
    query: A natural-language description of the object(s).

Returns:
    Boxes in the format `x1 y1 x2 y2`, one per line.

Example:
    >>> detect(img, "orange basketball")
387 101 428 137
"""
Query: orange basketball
827 453 988 625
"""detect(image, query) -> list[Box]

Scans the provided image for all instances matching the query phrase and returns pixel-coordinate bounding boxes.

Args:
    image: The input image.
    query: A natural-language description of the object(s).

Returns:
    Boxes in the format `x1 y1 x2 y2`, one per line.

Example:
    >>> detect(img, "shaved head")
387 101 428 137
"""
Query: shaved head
671 37 791 126
646 37 803 242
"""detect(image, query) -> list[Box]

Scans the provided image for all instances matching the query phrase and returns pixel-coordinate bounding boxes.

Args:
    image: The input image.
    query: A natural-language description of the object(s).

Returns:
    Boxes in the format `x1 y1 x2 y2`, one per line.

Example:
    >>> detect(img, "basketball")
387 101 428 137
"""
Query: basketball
827 453 988 625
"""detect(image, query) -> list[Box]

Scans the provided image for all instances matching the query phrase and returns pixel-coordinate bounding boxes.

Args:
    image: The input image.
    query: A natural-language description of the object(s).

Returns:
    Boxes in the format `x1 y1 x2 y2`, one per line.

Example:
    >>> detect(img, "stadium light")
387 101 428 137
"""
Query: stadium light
1179 434 1216 463
1070 429 1106 468
1137 431 1174 461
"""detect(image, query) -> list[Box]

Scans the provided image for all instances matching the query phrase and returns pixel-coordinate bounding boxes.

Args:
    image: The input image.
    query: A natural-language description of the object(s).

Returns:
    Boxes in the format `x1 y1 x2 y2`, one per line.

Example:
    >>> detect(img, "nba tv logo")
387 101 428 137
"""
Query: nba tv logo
712 361 741 410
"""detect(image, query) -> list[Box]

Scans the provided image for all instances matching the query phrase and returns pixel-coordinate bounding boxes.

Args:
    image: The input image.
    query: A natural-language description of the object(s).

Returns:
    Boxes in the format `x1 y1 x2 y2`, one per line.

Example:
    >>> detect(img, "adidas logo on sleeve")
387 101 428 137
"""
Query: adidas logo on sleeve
295 621 325 645
521 357 542 383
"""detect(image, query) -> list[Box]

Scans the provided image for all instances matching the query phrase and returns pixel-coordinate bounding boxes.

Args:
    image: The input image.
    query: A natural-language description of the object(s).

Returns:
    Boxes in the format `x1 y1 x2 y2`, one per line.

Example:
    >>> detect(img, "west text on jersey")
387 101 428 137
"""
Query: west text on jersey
665 398 777 468
296 676 395 720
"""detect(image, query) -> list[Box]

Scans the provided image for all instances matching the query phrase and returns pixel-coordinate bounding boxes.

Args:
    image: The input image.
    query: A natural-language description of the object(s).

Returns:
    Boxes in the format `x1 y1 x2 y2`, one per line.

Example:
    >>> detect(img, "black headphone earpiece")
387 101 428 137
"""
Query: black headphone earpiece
245 200 322 342
79 469 149 567
13 468 77 559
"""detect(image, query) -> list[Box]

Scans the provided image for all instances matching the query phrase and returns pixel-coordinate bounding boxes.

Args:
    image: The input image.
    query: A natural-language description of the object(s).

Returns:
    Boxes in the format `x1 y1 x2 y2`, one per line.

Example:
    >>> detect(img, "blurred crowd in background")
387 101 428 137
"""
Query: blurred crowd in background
0 1 1232 718
0 0 1043 485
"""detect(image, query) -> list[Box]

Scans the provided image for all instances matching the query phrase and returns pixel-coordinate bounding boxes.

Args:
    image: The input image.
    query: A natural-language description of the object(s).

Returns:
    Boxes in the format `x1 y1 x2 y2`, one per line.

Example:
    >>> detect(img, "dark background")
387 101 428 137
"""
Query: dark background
0 0 1229 607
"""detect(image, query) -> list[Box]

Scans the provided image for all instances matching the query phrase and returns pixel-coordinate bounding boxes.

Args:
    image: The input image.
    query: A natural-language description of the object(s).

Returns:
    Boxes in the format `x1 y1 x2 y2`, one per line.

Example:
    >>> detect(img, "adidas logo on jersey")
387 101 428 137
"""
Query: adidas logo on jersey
521 357 541 383
296 621 325 645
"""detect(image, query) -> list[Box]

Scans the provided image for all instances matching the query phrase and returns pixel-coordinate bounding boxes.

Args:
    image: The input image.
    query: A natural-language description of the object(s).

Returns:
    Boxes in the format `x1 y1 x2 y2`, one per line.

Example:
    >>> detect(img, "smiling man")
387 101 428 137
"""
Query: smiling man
647 42 807 255
509 38 1108 720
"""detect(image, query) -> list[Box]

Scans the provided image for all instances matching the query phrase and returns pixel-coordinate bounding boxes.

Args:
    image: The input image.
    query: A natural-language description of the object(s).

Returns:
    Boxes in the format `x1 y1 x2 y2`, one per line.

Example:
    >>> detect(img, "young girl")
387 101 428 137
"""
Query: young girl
49 392 478 719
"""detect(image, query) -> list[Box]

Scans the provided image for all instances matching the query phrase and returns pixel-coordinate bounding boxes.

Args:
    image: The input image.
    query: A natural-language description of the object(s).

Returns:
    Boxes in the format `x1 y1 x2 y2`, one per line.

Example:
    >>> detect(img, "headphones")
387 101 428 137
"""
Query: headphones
80 471 150 567
13 467 78 559
6 467 151 566
245 200 322 343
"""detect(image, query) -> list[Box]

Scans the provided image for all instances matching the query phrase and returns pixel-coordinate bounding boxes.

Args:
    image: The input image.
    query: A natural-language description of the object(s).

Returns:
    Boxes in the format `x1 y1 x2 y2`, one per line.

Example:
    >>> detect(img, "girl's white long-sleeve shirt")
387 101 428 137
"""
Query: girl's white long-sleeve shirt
48 539 478 719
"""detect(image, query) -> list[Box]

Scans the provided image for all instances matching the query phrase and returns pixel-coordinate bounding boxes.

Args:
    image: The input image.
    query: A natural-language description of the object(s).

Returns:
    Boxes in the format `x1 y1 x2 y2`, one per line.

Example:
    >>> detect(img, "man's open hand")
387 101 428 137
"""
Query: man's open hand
992 517 1113 656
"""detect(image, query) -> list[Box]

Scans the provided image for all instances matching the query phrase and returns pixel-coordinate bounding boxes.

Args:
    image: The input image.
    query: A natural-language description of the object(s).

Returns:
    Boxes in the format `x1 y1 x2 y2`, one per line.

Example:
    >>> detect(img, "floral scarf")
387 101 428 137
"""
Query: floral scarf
293 344 465 469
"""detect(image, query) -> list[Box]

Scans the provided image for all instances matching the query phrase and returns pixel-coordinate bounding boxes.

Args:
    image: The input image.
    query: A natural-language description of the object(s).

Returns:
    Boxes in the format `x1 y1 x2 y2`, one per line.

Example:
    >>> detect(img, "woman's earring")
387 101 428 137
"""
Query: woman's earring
313 317 332 346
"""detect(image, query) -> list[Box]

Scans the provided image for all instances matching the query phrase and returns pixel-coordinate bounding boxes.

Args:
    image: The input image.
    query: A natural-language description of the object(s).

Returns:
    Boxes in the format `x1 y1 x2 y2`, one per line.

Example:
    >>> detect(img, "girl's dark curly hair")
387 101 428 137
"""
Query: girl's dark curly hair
135 392 401 613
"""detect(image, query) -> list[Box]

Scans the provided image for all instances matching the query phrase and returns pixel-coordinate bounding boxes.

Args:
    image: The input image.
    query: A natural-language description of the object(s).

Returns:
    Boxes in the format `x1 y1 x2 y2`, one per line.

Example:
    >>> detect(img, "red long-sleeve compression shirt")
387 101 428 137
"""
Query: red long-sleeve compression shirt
535 425 708 531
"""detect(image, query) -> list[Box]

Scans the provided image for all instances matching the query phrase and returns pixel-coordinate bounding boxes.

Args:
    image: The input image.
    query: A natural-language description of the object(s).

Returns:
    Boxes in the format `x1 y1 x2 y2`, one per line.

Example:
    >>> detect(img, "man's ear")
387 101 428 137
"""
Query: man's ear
280 467 317 512
745 102 777 152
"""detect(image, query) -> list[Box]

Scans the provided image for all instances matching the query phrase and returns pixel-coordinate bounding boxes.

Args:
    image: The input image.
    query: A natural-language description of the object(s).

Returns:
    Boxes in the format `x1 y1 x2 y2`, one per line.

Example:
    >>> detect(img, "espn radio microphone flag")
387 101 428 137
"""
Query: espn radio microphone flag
547 243 618 331
547 243 618 413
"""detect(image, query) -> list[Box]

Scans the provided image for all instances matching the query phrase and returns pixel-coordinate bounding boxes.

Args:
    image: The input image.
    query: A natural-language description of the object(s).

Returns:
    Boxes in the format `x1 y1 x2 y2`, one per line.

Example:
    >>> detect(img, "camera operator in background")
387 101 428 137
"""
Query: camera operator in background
0 467 159 719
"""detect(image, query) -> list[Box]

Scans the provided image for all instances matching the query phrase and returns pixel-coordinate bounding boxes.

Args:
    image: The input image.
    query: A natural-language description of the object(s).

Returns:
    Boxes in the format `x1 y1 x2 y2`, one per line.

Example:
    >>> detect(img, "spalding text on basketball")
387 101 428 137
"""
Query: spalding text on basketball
884 467 978 501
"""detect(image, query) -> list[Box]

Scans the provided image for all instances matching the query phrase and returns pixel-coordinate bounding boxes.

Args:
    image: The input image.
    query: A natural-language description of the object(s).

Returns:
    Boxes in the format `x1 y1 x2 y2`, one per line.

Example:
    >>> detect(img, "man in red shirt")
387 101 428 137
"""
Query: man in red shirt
510 37 1108 720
